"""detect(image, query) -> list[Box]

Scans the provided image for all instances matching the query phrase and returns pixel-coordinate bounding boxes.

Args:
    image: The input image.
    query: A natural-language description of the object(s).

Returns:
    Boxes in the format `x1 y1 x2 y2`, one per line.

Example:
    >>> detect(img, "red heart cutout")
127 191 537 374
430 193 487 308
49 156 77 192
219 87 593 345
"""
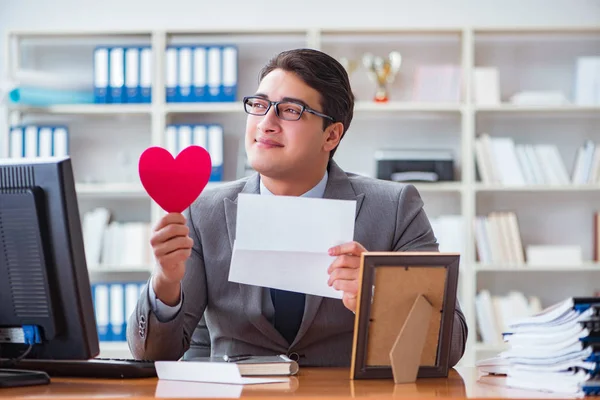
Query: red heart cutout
139 146 212 213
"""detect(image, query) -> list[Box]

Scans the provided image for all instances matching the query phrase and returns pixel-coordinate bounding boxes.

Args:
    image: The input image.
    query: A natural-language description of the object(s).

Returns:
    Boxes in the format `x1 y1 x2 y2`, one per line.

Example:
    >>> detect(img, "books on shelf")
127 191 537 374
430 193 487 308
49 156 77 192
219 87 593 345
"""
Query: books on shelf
477 297 600 396
474 211 524 265
8 125 69 159
572 141 600 185
94 45 152 104
92 281 147 342
82 207 154 268
165 45 238 103
475 133 573 186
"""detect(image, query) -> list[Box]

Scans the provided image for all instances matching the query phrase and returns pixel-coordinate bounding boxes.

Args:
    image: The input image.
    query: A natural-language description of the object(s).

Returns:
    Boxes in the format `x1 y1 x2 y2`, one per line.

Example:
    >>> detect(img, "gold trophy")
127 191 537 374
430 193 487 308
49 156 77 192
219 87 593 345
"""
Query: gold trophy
362 51 402 103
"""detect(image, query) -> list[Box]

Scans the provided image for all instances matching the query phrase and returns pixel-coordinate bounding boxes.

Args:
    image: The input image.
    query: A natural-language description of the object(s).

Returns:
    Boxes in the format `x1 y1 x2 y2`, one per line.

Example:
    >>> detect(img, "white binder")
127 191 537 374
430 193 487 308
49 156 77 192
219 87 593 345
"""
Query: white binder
193 46 207 102
24 125 38 158
93 284 110 342
165 125 178 157
94 47 110 103
125 47 140 103
207 47 221 101
109 284 125 341
222 46 238 102
166 46 178 103
208 125 224 181
53 127 68 157
140 46 152 103
178 125 193 153
9 127 24 159
38 127 53 158
193 125 208 150
178 46 192 102
109 47 125 103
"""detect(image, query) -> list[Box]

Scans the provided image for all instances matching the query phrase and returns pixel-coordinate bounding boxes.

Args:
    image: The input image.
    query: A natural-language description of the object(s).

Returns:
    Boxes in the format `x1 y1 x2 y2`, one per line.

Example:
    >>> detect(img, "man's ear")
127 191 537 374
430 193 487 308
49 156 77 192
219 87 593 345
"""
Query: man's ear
323 122 344 152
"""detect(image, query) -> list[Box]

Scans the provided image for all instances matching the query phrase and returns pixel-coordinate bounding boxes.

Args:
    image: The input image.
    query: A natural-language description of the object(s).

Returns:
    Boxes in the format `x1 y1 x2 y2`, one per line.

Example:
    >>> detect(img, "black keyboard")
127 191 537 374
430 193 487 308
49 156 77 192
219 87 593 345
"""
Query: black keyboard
13 358 156 379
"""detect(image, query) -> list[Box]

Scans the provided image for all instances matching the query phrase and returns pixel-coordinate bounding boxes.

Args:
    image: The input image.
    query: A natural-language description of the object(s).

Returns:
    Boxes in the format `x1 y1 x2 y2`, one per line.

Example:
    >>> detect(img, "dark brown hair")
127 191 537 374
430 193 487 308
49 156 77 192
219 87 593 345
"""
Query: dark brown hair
258 48 355 158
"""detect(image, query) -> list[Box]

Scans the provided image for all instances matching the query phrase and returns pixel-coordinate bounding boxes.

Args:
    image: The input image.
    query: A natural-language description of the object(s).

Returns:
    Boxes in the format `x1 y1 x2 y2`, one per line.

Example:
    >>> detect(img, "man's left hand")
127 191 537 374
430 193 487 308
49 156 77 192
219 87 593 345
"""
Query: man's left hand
327 241 367 313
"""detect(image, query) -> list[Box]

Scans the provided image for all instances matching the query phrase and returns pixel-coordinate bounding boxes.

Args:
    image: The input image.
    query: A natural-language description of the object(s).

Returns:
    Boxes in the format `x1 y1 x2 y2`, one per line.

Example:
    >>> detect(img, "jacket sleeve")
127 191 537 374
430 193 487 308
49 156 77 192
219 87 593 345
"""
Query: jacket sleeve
392 184 468 367
127 205 208 360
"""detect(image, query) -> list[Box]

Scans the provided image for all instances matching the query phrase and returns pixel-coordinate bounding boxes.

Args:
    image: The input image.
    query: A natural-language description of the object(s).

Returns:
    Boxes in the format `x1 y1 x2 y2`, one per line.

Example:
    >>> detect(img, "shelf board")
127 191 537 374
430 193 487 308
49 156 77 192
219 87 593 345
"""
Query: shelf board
475 184 600 193
355 101 463 112
165 102 241 114
76 183 147 198
475 104 600 114
413 182 463 192
9 104 152 115
475 263 600 272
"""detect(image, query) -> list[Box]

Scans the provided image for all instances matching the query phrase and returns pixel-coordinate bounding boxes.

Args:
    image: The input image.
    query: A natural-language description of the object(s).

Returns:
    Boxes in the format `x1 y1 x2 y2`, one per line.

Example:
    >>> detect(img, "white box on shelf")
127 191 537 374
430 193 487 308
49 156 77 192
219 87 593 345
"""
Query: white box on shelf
526 245 583 266
473 67 500 105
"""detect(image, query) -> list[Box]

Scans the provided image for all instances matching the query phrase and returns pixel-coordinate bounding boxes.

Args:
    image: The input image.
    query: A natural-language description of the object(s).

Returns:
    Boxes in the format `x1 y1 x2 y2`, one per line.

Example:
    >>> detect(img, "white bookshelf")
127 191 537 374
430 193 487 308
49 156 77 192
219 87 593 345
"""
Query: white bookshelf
3 26 600 366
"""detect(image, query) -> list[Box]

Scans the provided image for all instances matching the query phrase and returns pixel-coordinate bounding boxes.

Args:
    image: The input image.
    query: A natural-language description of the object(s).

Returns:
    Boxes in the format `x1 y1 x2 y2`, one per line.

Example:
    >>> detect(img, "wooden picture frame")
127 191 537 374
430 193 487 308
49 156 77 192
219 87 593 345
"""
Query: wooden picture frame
350 252 460 380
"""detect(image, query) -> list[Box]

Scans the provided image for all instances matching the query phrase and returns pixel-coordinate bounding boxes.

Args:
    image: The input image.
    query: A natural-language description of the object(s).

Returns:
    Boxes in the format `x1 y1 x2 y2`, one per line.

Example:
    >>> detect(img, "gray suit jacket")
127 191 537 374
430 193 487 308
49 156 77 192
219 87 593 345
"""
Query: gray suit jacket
127 160 468 367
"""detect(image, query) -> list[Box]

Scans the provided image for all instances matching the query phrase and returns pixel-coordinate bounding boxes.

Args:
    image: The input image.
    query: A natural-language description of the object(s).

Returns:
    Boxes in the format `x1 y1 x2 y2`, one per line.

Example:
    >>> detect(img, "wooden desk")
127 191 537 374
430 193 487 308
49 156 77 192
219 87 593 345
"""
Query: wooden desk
0 367 588 399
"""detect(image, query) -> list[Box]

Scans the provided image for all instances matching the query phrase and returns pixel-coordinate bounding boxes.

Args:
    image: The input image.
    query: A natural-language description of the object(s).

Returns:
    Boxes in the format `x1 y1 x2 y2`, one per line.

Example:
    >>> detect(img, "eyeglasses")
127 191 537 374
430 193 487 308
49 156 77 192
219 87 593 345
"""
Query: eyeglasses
243 96 335 122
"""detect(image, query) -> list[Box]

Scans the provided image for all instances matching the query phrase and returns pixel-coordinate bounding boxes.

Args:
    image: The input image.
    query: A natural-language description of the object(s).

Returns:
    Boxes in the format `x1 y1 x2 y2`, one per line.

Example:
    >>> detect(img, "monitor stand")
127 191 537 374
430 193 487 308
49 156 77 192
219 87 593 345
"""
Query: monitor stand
0 369 50 388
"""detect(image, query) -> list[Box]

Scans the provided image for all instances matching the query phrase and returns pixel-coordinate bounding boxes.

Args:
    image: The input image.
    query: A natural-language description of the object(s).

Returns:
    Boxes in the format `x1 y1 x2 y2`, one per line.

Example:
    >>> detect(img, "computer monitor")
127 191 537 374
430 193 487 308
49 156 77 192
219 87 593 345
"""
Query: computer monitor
0 157 99 385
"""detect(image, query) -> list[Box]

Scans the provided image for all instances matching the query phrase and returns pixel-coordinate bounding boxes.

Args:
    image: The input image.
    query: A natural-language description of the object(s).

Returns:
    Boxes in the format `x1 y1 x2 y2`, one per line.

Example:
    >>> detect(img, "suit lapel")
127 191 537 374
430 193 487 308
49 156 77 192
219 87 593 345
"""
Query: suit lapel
224 174 289 348
292 161 365 347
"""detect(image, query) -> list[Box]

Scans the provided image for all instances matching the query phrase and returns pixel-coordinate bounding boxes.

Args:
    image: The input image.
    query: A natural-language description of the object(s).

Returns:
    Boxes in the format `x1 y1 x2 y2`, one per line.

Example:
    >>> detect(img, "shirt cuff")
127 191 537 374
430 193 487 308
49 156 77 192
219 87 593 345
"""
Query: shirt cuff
148 275 182 323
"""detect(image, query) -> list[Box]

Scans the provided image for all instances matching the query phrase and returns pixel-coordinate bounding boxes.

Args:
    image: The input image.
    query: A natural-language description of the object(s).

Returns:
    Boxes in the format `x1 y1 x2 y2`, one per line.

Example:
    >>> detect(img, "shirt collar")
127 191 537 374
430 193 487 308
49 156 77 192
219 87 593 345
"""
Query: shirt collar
259 170 329 199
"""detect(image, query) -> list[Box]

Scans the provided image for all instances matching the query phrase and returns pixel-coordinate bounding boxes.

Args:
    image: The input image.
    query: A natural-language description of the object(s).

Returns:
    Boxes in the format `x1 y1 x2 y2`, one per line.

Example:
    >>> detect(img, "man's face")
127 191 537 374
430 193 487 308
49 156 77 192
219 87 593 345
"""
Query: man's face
245 69 331 179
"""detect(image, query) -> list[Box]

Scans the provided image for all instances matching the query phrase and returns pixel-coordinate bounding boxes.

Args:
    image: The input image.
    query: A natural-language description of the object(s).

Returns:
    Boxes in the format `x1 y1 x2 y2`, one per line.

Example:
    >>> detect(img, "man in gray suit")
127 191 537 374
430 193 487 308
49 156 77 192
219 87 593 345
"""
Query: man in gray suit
128 48 468 367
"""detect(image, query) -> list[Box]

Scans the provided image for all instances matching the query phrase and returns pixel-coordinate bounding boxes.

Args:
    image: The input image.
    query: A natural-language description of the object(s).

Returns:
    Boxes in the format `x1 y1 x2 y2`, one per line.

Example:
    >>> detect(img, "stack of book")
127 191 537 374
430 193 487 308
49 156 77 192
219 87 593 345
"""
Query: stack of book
478 297 600 396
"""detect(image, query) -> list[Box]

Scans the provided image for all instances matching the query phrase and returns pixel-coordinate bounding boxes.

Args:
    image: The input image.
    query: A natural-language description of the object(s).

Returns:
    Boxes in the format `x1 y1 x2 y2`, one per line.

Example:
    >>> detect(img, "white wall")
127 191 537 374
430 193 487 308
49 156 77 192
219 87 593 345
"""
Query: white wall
1 0 599 32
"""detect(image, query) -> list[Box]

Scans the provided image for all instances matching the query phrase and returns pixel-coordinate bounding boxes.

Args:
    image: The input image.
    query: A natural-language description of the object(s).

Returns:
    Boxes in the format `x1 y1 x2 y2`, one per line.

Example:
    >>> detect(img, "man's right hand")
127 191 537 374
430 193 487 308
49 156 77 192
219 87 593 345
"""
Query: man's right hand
150 212 193 306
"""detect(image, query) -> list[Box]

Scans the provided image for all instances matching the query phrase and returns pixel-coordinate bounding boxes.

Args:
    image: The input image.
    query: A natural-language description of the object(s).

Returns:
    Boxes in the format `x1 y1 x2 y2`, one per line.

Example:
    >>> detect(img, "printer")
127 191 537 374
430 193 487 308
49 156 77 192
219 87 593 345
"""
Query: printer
375 149 455 182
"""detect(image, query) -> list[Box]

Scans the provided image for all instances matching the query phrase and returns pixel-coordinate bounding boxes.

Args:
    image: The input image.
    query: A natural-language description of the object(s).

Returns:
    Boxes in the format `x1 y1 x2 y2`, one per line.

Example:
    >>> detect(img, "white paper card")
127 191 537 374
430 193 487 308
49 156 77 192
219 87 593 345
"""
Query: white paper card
155 361 289 385
228 193 356 298
155 380 242 398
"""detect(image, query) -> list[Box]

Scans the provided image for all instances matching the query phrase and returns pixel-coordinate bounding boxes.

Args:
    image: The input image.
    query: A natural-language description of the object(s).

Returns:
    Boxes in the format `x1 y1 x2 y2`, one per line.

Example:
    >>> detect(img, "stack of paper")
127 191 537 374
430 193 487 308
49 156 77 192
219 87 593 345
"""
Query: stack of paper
478 297 600 396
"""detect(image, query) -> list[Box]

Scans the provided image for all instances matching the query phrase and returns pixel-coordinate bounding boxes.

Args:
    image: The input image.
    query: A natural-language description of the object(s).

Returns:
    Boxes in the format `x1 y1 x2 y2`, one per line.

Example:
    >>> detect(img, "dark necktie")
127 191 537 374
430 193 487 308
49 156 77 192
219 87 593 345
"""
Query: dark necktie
270 288 305 345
